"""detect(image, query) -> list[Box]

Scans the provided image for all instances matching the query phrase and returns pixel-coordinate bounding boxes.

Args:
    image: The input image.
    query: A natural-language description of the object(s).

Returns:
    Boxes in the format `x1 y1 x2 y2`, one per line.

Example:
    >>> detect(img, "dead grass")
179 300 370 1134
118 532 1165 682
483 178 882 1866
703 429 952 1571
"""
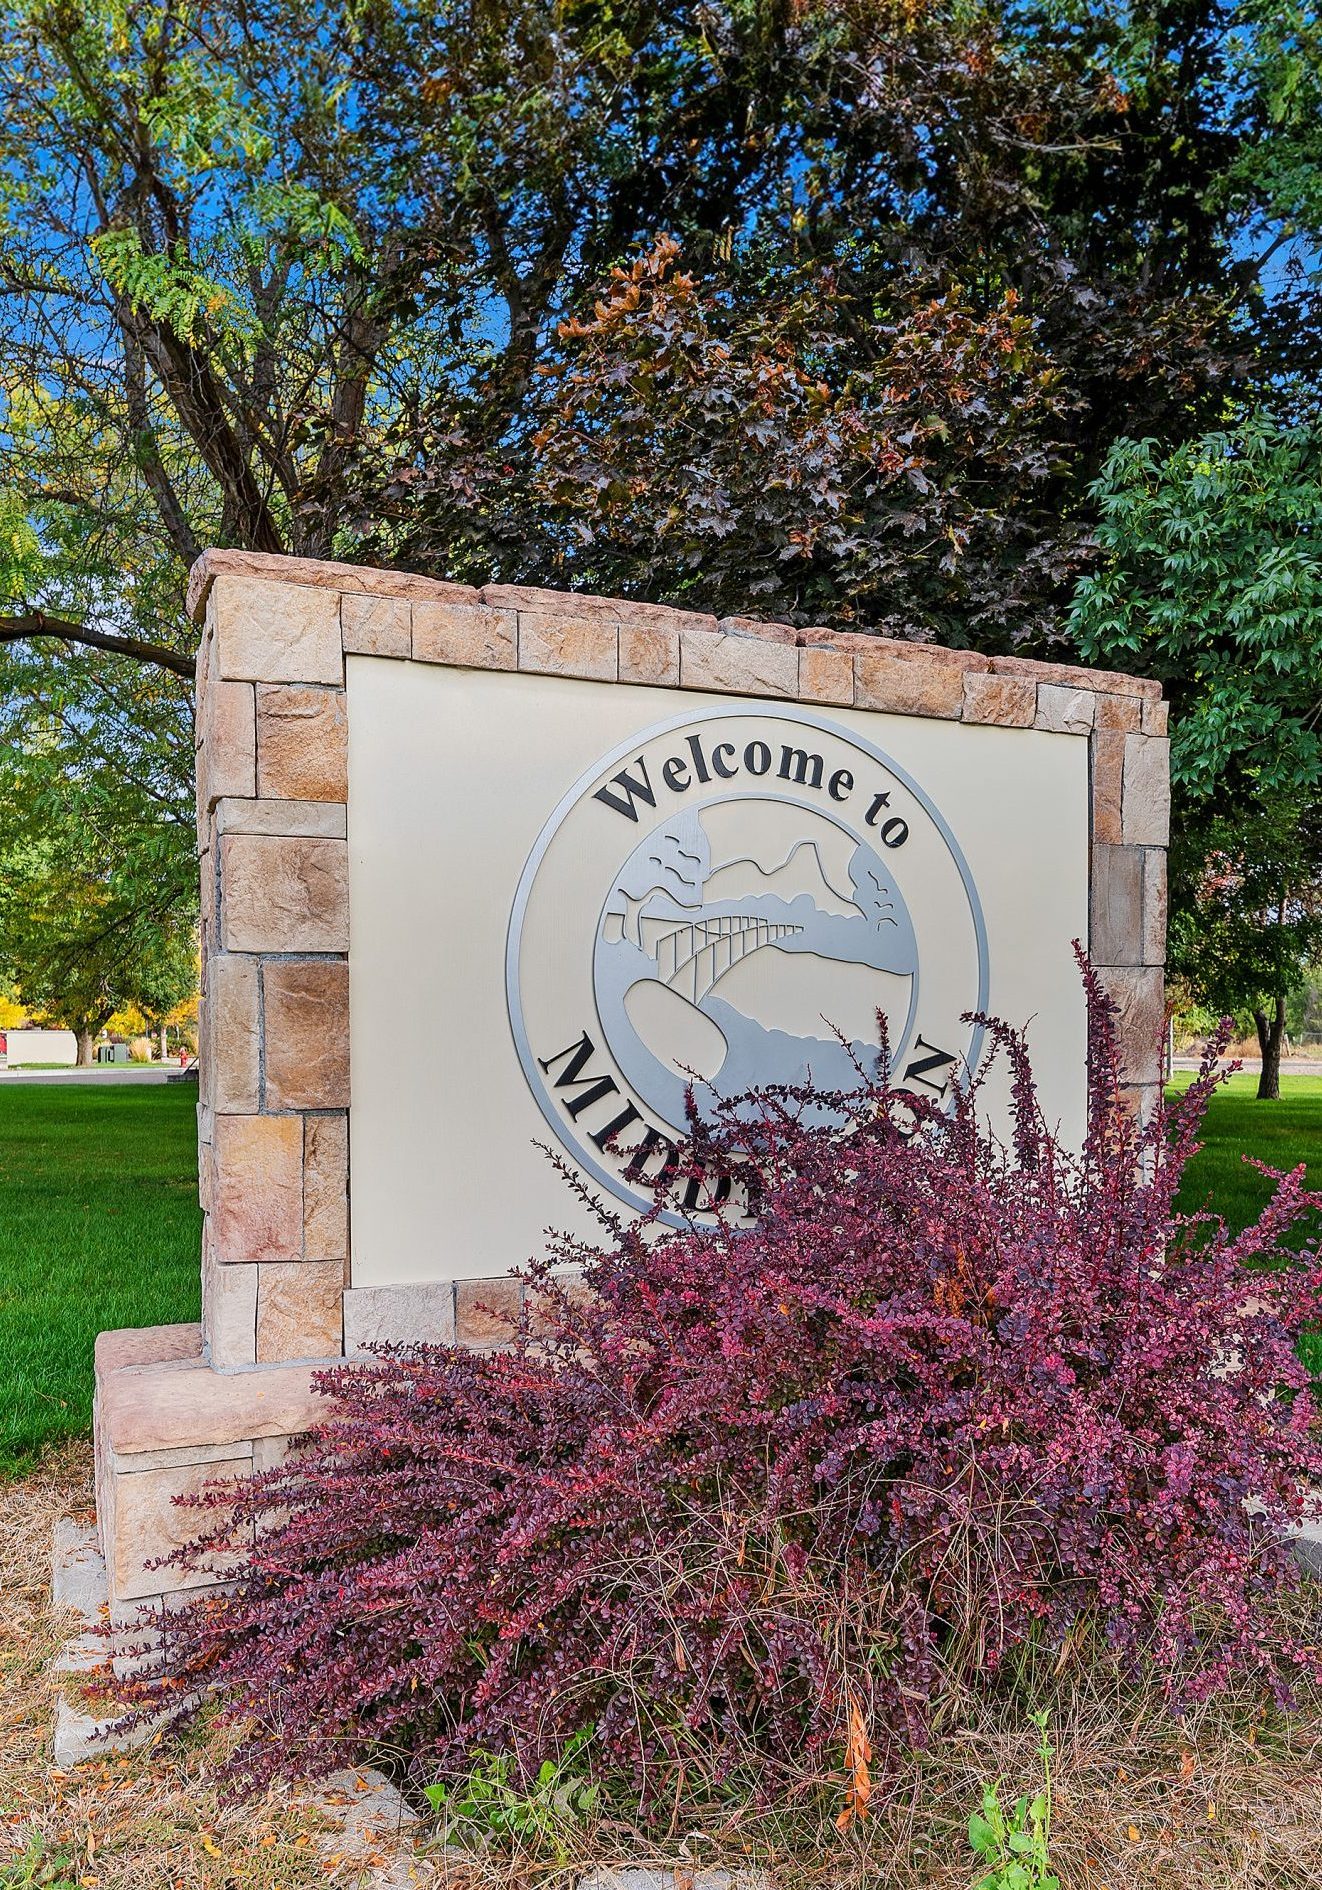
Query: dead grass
3 1444 1322 1890
0 1441 418 1890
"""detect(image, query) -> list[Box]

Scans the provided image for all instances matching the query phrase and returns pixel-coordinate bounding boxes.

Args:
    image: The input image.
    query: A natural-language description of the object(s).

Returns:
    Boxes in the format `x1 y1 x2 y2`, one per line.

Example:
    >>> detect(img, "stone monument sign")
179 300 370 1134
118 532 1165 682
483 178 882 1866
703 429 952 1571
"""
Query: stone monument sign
93 550 1169 1620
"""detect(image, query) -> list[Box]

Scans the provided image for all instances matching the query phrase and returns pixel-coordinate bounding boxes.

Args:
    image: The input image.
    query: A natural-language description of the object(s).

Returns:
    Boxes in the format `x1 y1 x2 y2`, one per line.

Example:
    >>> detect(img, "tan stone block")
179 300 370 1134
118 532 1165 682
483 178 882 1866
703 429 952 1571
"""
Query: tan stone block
619 622 680 687
717 614 799 645
1142 697 1169 736
211 575 344 684
204 1260 257 1367
1097 966 1165 1087
94 1324 202 1379
303 1113 348 1262
211 1115 303 1264
481 583 622 621
1122 734 1171 846
188 548 477 621
98 1351 322 1456
1095 693 1143 732
798 644 854 706
413 601 516 669
524 1273 597 1336
962 673 1035 727
199 1140 214 1216
989 653 1160 699
854 646 966 719
519 610 618 681
489 588 714 637
1091 730 1126 845
455 1276 524 1347
206 954 260 1114
341 591 411 658
199 841 216 945
1118 1083 1162 1131
215 796 346 839
1142 847 1167 966
679 628 798 698
262 960 350 1111
799 626 883 654
253 1433 302 1472
219 835 349 953
196 678 256 817
256 685 348 801
616 600 718 636
108 1438 256 1477
195 761 208 857
344 1282 455 1355
111 1454 252 1602
256 1261 344 1363
1035 684 1095 735
1090 845 1144 967
195 609 212 697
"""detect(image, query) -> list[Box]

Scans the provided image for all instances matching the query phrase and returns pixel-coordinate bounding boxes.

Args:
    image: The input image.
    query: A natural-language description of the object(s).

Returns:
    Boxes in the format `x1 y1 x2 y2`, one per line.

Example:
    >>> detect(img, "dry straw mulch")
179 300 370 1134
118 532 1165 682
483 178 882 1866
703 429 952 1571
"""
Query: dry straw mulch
3 1440 1322 1890
0 1442 411 1890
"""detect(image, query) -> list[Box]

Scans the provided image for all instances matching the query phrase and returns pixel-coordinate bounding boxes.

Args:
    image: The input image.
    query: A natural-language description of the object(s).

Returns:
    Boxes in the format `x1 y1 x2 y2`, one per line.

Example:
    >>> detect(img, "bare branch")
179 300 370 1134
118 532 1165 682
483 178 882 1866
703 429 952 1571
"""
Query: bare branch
0 610 195 679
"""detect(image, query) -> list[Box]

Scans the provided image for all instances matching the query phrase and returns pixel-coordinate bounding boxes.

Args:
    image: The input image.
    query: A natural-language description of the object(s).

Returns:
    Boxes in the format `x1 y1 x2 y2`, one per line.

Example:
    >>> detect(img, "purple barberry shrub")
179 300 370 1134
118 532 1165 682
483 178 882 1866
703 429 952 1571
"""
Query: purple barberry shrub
120 964 1322 1805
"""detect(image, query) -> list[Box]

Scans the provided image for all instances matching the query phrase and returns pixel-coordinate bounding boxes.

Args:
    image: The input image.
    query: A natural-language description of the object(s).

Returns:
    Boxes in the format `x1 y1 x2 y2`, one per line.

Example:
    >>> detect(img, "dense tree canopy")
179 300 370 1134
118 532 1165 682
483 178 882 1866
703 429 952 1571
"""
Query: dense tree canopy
0 0 1319 1031
4 0 1313 644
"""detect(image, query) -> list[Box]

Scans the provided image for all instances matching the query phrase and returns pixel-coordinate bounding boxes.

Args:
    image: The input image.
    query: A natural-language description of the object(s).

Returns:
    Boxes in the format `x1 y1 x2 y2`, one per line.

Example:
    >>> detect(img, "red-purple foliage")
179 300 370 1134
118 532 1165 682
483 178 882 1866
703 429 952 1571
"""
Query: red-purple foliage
124 967 1322 1803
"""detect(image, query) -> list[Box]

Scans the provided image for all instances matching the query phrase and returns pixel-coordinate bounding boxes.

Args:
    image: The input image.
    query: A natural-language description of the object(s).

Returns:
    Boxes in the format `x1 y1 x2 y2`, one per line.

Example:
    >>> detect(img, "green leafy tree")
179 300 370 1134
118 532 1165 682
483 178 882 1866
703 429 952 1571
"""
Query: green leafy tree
1071 415 1322 1096
0 0 1318 1003
1 0 1309 661
0 704 196 1063
0 835 195 1062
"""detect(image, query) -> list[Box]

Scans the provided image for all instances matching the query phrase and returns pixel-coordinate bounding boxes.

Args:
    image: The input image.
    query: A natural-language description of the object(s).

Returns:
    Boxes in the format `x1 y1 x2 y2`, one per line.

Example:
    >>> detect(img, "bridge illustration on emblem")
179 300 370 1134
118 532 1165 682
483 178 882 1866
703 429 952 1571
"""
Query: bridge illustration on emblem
591 798 921 1133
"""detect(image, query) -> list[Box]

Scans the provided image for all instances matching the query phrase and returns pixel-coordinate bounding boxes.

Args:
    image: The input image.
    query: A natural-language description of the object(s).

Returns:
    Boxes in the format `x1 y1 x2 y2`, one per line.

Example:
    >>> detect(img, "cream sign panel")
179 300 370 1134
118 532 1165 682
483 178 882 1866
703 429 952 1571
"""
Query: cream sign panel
347 660 1088 1283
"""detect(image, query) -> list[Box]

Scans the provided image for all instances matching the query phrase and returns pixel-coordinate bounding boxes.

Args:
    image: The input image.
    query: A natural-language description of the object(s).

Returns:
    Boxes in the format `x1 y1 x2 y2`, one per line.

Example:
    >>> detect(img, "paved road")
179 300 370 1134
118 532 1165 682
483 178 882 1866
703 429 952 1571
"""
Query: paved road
1172 1057 1322 1076
0 1065 195 1085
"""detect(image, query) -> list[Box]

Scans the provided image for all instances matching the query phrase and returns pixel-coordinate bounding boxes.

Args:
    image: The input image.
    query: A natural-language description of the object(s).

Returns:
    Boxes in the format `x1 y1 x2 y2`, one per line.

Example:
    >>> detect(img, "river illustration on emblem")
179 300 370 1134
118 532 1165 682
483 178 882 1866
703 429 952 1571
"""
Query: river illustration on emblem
592 797 920 1130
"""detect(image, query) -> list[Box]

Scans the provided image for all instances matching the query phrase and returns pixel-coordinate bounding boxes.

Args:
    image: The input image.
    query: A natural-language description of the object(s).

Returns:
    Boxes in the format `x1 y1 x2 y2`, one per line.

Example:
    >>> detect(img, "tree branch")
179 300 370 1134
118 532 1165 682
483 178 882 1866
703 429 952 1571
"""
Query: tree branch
0 610 195 679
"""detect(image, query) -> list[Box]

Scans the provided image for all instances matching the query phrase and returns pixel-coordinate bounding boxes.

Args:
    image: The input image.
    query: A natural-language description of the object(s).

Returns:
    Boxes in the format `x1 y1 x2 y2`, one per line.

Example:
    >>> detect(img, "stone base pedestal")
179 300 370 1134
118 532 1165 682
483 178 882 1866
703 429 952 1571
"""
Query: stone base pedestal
94 1322 325 1618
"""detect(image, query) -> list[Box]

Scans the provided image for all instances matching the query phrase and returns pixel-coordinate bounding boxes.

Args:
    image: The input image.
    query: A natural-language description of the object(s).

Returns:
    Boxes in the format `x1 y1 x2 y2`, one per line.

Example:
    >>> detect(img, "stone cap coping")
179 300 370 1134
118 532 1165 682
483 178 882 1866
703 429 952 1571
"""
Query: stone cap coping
95 1322 203 1377
98 1326 327 1455
187 548 1162 701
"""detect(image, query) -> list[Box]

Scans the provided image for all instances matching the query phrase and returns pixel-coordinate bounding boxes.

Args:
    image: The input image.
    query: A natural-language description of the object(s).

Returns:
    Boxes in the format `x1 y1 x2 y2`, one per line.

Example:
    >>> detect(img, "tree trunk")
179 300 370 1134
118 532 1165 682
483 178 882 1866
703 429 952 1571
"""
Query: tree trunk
75 1028 95 1067
1254 994 1286 1100
160 1021 168 1061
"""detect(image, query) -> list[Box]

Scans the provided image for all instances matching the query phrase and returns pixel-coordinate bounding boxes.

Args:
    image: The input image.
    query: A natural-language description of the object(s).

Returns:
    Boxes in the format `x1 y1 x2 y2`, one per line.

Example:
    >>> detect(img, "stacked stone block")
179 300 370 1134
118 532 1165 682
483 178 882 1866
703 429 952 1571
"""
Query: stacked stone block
94 549 1170 1616
195 574 351 1372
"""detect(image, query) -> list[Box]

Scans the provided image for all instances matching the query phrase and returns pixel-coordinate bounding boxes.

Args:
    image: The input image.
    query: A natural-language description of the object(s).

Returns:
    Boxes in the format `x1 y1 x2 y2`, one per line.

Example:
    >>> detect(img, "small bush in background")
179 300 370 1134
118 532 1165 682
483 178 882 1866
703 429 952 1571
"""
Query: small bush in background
122 964 1322 1819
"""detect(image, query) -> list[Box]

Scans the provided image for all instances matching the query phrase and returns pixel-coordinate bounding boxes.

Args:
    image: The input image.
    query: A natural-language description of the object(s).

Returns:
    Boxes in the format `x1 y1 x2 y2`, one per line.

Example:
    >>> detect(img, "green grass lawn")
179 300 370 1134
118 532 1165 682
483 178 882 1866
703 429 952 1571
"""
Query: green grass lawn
0 1071 1315 1477
0 1081 200 1474
1170 1070 1322 1233
1171 1069 1322 1373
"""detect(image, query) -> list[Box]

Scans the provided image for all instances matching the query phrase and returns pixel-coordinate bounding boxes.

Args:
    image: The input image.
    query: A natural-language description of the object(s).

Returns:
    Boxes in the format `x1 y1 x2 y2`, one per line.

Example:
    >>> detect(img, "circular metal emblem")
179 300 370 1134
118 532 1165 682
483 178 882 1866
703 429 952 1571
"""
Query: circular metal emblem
507 705 988 1216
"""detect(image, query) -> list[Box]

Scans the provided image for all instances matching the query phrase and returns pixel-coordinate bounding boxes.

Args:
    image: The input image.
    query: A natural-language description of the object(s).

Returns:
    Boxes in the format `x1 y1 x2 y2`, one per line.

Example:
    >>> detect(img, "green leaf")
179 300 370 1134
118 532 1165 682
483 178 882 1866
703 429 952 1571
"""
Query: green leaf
969 1813 998 1855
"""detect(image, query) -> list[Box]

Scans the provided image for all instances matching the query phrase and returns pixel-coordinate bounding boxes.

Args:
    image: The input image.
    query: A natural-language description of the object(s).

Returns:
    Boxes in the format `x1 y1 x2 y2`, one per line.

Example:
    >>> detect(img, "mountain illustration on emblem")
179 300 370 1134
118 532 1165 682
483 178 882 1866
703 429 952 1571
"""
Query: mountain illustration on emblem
593 801 920 1131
